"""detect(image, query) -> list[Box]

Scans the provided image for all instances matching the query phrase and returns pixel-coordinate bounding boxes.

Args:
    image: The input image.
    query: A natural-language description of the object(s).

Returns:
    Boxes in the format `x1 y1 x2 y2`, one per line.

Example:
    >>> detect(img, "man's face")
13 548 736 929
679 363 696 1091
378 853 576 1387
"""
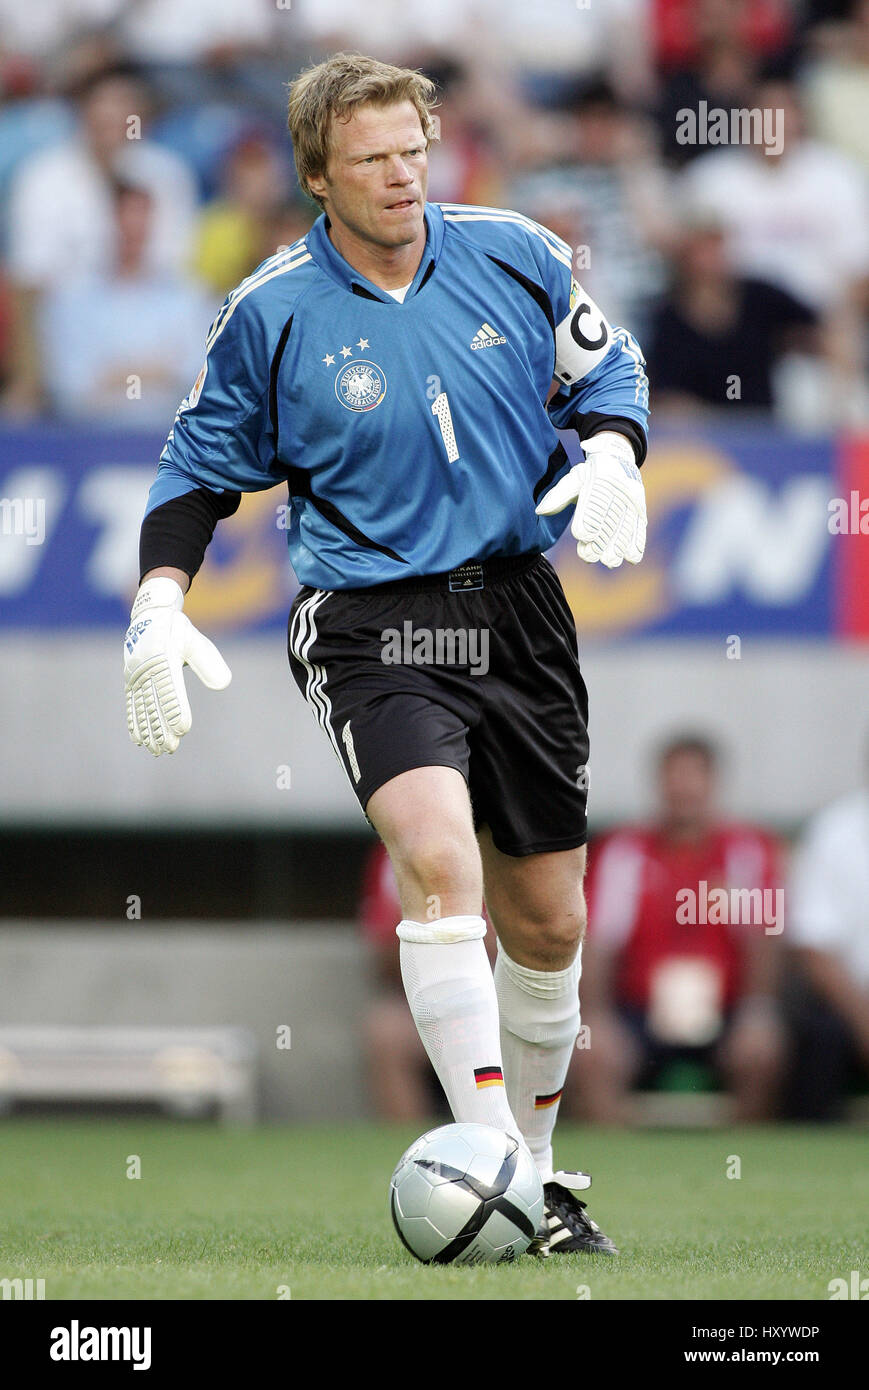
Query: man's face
681 226 729 280
309 100 428 250
82 78 144 158
659 751 717 830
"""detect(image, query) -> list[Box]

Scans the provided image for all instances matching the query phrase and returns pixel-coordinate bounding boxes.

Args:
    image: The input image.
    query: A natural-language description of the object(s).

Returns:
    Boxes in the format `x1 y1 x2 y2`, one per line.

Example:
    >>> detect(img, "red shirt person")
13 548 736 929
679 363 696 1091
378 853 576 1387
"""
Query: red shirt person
570 735 785 1123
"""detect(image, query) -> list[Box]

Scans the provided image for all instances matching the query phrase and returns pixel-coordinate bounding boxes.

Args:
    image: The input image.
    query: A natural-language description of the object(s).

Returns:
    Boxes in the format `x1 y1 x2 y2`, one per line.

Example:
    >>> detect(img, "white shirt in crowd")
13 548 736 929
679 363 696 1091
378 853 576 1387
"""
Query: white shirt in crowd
788 789 869 989
295 0 647 77
6 137 198 288
681 142 869 311
117 0 279 62
0 0 122 57
40 270 214 425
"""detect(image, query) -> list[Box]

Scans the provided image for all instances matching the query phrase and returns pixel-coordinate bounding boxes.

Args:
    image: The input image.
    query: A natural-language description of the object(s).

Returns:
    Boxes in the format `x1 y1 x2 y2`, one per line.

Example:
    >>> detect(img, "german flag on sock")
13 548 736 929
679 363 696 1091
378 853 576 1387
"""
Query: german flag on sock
534 1087 563 1109
474 1065 504 1089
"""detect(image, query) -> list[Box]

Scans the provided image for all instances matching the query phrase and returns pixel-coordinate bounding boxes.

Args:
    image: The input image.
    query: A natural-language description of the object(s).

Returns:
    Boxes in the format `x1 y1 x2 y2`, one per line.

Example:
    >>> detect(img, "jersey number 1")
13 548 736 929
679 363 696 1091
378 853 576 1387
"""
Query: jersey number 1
431 391 459 463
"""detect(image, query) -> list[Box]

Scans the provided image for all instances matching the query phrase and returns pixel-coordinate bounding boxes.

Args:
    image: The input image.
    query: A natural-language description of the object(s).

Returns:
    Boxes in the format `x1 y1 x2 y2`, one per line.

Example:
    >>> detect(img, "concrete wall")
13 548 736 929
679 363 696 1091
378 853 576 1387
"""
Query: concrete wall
0 924 370 1121
1 635 867 829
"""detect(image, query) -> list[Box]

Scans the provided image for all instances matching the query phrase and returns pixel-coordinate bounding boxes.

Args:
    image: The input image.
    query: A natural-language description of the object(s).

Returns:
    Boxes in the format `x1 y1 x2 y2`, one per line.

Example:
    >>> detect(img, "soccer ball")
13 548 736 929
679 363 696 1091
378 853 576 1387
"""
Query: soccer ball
389 1122 544 1265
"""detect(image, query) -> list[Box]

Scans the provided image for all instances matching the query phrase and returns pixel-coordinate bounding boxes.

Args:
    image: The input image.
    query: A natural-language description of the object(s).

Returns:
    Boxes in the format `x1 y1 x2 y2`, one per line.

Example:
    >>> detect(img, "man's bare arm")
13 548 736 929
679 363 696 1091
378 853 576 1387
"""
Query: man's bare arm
796 946 869 1065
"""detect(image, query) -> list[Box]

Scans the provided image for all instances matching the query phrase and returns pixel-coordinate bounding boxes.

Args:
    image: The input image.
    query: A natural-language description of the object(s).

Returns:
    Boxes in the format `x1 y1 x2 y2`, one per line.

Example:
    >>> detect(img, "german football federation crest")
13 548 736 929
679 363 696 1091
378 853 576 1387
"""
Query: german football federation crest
335 359 386 412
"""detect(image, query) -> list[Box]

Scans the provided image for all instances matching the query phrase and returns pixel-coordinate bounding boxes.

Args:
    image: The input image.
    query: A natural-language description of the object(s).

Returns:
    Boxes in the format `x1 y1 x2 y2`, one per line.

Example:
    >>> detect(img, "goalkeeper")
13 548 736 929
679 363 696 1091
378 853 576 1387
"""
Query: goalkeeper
125 52 649 1257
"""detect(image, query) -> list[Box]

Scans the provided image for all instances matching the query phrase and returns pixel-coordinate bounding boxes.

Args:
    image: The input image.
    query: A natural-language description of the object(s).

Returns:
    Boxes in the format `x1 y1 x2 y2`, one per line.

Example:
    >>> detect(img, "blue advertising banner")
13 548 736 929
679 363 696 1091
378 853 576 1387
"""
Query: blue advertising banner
0 422 861 639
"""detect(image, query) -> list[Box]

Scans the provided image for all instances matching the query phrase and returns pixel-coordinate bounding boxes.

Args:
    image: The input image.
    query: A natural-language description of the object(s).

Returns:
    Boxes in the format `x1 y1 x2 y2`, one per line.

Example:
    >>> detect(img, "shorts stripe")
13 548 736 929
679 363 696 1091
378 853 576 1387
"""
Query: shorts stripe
290 589 343 765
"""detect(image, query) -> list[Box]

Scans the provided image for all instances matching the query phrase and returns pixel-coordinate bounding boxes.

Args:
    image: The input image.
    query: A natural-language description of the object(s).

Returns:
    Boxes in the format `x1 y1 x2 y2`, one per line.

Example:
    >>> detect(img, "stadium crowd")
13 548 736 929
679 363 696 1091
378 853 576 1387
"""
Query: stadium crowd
0 0 868 424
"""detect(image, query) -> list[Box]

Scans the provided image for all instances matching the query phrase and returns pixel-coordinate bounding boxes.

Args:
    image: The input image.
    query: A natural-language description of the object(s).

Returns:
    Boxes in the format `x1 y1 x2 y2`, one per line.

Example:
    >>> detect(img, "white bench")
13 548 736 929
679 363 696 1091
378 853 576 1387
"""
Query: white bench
0 1025 258 1123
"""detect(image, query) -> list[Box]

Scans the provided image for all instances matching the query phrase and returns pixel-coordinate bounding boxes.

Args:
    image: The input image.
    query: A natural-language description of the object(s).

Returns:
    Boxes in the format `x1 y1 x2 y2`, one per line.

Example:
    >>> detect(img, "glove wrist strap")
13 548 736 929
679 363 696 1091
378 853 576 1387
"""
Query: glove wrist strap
580 431 637 466
131 577 184 620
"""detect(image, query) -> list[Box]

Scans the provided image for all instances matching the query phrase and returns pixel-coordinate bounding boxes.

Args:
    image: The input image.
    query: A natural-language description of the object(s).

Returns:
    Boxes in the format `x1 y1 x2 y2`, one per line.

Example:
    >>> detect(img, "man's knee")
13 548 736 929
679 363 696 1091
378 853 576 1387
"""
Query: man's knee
482 835 587 968
367 767 482 916
389 826 481 907
503 893 587 969
532 912 586 968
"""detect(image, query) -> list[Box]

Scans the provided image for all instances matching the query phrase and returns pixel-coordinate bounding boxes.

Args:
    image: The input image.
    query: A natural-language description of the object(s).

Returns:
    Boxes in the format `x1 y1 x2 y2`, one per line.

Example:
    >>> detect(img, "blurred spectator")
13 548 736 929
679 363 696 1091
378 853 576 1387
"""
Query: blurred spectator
482 0 654 108
194 132 295 298
0 87 73 206
296 0 653 107
3 62 197 414
680 74 869 313
114 0 293 117
654 0 777 166
646 210 819 415
569 735 786 1125
784 758 869 1120
6 62 197 284
653 0 794 74
295 0 493 64
360 841 494 1121
38 181 212 424
804 0 869 175
509 79 673 338
679 73 869 423
116 0 279 64
0 0 124 62
420 57 504 208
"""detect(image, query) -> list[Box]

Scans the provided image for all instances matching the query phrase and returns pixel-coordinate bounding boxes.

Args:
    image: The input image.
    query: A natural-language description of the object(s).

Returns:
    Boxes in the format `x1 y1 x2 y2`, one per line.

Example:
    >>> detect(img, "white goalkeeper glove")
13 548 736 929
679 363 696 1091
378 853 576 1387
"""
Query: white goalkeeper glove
124 576 231 756
535 431 647 568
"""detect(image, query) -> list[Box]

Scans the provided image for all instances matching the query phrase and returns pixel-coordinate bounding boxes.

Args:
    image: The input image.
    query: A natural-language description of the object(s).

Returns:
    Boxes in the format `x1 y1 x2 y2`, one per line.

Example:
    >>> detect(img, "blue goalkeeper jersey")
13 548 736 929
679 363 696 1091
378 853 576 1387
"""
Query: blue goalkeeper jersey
140 200 649 590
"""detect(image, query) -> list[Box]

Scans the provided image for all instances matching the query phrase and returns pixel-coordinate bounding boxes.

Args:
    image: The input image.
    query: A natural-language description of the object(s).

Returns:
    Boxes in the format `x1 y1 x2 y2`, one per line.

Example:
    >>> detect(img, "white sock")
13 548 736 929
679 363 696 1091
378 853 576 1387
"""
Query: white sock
494 943 582 1184
397 916 521 1137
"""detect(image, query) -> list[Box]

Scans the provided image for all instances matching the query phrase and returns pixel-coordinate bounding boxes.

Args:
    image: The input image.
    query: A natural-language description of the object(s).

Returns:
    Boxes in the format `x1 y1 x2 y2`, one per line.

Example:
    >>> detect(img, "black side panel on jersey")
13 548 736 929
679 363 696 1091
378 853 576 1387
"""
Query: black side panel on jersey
484 255 555 334
533 441 570 504
284 465 408 564
139 486 242 583
268 313 294 451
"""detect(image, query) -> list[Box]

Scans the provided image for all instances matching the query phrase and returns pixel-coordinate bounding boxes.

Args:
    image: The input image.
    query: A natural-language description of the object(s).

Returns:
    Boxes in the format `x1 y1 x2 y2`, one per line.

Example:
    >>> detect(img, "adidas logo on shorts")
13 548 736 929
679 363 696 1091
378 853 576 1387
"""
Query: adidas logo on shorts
470 322 507 350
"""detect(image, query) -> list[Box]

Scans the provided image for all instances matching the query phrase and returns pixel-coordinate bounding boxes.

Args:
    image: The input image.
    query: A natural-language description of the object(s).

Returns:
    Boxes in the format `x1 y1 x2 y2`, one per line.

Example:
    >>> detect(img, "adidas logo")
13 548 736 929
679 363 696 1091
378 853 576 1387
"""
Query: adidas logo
470 321 507 350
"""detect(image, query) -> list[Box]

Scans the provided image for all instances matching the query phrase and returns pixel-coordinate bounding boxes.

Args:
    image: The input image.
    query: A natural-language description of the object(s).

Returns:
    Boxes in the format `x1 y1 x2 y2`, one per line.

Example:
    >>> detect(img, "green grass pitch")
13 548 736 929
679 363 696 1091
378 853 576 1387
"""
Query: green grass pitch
1 1118 866 1300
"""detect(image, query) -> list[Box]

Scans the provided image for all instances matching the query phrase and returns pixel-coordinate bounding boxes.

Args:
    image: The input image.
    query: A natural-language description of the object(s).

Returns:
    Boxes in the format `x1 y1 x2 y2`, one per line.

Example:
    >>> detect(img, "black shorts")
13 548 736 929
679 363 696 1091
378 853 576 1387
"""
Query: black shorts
287 552 590 856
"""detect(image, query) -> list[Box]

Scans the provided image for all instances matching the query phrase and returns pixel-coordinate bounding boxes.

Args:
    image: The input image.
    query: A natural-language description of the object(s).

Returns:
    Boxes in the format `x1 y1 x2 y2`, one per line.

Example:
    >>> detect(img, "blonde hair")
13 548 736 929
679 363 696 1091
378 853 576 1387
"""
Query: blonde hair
287 52 439 210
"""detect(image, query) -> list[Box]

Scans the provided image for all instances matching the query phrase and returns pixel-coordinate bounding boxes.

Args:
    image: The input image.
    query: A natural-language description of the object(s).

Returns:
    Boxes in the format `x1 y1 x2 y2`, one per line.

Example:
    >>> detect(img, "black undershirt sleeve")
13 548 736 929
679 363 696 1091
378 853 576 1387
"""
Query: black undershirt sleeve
139 486 242 585
571 410 648 467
